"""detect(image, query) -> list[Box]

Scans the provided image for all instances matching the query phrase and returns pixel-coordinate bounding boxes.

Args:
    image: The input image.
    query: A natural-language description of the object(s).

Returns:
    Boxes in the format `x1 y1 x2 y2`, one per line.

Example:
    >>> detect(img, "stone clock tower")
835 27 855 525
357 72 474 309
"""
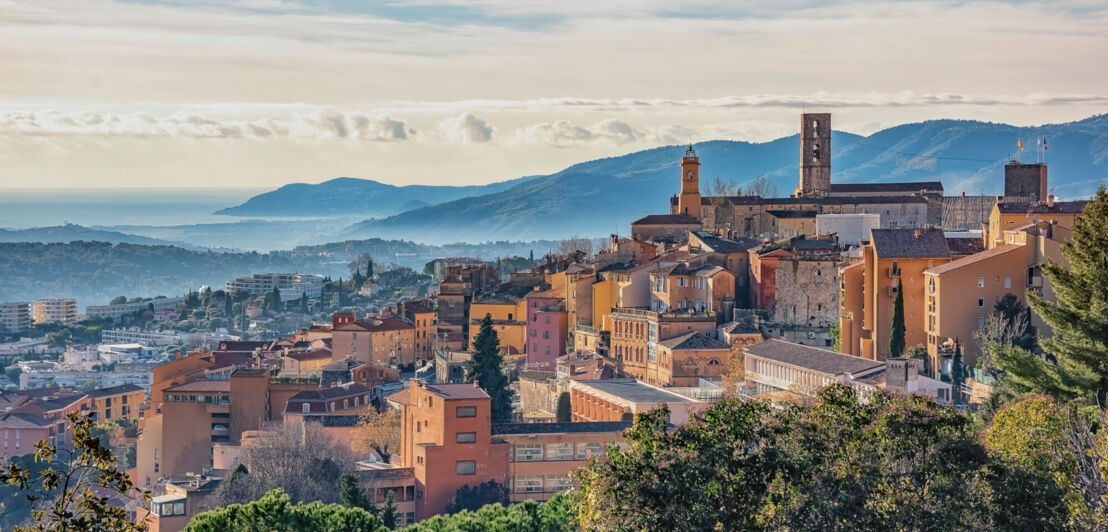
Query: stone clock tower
676 144 702 219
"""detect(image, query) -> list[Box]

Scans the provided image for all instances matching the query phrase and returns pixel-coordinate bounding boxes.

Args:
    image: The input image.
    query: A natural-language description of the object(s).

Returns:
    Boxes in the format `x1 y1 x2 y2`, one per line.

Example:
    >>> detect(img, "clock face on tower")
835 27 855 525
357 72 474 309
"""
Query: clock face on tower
686 170 695 180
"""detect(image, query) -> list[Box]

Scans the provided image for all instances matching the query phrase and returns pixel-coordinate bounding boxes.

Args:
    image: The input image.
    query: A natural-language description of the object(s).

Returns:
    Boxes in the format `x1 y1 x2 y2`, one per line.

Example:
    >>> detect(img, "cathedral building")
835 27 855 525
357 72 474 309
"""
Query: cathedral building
669 113 943 241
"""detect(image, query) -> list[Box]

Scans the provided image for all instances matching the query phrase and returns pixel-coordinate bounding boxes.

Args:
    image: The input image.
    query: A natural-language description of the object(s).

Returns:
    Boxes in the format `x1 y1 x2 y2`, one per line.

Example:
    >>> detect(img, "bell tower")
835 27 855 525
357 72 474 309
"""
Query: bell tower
677 144 702 219
796 113 831 196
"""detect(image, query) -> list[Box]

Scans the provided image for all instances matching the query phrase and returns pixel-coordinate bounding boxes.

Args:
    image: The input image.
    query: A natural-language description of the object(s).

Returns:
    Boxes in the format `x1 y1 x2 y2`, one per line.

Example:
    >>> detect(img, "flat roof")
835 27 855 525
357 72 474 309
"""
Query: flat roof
492 421 632 435
745 339 883 376
575 379 693 404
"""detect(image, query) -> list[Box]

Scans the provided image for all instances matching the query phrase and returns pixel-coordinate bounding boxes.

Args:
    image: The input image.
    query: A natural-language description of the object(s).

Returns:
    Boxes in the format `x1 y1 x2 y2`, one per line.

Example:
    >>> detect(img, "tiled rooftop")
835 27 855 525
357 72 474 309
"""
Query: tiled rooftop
745 339 883 376
870 228 951 258
164 380 231 393
658 331 730 350
924 243 1025 275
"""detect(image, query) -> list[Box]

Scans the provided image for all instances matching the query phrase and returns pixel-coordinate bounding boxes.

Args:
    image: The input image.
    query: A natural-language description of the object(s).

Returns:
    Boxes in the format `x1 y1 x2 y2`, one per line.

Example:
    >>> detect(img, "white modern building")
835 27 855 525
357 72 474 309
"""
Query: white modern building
33 299 78 325
225 273 324 302
87 297 185 322
0 302 31 333
101 328 182 347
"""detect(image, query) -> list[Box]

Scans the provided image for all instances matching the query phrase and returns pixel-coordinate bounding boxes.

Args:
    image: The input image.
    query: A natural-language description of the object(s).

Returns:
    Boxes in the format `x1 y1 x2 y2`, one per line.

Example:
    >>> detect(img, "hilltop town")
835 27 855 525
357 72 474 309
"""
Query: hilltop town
0 112 1102 530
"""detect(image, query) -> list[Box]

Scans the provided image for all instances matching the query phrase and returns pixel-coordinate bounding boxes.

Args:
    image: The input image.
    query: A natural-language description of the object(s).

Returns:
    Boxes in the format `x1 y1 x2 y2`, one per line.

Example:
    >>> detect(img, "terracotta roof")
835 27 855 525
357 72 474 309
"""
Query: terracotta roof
286 350 333 361
745 340 883 376
997 200 1088 215
289 383 371 402
0 412 53 429
423 383 491 400
631 214 702 226
658 331 730 351
946 236 986 256
210 352 253 369
386 389 411 405
870 228 950 258
924 244 1025 275
165 380 231 393
87 384 143 398
526 287 564 300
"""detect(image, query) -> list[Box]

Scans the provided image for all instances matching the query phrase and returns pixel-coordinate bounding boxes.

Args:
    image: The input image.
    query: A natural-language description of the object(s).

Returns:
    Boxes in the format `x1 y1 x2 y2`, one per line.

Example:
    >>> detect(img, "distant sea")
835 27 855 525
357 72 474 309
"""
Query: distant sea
0 188 266 229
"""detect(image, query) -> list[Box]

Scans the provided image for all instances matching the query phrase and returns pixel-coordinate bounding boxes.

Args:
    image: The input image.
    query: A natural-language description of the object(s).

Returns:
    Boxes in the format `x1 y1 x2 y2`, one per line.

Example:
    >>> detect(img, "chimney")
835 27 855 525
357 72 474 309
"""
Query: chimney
996 196 1005 205
1046 194 1055 208
913 229 922 239
473 380 480 388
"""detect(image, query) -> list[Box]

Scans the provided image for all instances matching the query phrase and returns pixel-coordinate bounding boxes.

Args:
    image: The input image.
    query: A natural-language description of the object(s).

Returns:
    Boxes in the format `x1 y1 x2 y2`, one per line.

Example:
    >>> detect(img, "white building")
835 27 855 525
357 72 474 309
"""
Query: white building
225 273 324 302
63 345 102 371
101 328 182 347
98 343 153 364
87 297 184 321
744 339 951 404
0 302 31 333
19 367 153 391
815 214 881 246
33 299 78 325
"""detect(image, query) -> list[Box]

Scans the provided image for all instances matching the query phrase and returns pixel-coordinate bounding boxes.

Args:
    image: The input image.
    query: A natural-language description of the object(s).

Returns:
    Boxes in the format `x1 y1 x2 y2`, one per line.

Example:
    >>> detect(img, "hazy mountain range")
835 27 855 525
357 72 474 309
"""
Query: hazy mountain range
221 115 1108 243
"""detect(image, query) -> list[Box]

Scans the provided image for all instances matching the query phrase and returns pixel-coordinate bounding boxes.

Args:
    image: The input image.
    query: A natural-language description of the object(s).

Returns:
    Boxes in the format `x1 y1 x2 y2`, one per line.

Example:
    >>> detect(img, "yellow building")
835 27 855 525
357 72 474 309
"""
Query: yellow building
88 384 145 422
984 197 1085 249
468 296 528 355
838 229 951 369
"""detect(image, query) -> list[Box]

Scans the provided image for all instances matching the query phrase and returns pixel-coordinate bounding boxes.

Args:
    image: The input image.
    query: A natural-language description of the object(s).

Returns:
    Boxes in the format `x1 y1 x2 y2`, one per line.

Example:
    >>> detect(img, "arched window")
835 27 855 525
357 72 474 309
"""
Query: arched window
812 144 820 162
708 359 722 366
812 120 819 138
684 358 699 366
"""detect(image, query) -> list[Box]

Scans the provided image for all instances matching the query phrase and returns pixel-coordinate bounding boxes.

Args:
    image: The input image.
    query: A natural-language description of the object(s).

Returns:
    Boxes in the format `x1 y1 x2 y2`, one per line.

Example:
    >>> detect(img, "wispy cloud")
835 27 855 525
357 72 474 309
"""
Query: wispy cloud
436 113 495 143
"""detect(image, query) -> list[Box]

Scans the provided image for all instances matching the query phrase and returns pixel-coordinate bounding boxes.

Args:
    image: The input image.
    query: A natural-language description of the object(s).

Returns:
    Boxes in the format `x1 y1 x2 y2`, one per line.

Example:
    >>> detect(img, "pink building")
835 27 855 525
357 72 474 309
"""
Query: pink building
525 290 568 371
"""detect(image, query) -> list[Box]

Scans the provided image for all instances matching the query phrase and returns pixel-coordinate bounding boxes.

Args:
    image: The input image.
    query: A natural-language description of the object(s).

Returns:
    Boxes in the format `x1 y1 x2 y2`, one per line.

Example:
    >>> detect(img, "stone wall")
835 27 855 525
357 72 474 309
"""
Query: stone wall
771 258 840 328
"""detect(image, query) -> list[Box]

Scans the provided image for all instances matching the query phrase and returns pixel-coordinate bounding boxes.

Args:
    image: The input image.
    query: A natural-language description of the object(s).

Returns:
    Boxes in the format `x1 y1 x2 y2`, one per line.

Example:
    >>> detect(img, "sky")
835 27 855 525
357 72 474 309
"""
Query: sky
1 0 1106 189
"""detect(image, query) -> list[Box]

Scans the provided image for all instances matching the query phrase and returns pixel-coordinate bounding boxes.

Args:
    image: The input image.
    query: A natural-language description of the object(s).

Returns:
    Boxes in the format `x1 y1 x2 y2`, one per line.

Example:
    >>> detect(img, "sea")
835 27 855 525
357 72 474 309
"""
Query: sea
0 188 267 229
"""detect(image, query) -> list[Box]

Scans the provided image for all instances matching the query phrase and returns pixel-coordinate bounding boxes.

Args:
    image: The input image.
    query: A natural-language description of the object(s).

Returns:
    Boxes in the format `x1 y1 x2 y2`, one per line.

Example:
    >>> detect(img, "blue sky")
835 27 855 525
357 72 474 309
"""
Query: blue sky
0 0 1106 188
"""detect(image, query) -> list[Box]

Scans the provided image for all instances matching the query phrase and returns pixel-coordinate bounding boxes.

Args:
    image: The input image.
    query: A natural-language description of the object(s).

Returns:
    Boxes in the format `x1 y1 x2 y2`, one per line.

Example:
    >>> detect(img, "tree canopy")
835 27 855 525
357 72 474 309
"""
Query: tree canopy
185 489 387 532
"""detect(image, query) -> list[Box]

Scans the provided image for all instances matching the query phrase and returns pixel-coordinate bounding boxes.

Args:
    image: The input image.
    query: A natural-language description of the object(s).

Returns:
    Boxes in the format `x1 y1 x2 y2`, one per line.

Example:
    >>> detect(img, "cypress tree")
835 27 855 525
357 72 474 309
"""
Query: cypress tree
951 339 965 404
556 392 571 422
366 258 374 279
381 491 397 529
466 314 513 423
339 473 375 514
889 286 906 358
1021 185 1108 403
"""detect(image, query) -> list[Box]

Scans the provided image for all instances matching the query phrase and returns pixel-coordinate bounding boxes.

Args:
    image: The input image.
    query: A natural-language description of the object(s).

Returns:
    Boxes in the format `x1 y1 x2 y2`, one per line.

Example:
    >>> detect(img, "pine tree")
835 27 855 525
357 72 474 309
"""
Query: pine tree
889 286 906 358
339 474 376 515
1018 185 1108 403
381 491 398 529
951 339 965 404
466 314 513 423
366 258 374 279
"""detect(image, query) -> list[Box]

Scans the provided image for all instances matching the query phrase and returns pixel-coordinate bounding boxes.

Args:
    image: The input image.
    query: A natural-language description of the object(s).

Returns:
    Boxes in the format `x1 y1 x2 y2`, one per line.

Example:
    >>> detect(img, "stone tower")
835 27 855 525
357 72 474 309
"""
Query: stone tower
677 144 702 219
1004 161 1048 202
796 113 831 197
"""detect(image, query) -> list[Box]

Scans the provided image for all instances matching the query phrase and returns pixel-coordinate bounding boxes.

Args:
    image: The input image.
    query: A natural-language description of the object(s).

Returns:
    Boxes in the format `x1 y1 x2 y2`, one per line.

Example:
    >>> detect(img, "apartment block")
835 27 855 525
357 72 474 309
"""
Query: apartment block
86 297 184 322
331 313 416 367
0 302 31 333
609 307 716 385
87 383 145 422
33 298 78 325
224 273 324 301
524 288 568 371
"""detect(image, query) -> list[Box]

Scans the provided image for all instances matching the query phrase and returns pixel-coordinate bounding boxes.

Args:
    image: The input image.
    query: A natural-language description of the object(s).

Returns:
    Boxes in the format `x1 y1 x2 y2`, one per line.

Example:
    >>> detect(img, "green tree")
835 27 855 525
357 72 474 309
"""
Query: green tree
340 474 376 515
951 339 966 403
999 186 1108 403
445 480 509 514
402 495 573 531
889 286 906 358
185 489 386 532
184 290 200 309
299 292 309 313
5 365 21 385
109 295 128 305
381 491 398 529
0 412 150 532
465 314 513 423
829 322 840 352
556 392 571 423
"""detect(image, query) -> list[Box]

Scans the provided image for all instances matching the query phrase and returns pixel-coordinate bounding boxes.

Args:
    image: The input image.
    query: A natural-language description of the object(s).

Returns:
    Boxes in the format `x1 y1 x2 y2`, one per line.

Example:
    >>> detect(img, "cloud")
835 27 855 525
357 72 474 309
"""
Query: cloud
437 113 494 143
0 108 411 142
509 119 645 147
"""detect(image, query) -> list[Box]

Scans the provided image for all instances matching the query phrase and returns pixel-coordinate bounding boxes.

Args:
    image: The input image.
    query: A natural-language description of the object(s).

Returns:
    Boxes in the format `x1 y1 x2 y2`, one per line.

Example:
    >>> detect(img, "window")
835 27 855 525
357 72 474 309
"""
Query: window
301 403 310 413
515 443 542 461
708 358 722 366
977 316 986 327
456 432 477 443
507 313 513 321
1004 276 1011 289
546 474 574 492
456 460 476 475
105 397 112 407
978 297 985 308
545 315 551 324
576 442 604 460
515 475 543 493
456 406 477 418
545 442 574 461
678 277 687 287
122 395 128 404
416 422 421 433
543 331 550 339
405 512 415 525
978 276 985 288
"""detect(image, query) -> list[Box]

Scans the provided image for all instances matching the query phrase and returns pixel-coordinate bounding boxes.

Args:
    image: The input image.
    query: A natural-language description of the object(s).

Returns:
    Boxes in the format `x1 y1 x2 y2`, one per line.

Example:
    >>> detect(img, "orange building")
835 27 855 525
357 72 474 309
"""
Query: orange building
386 380 634 520
400 299 438 361
653 331 732 387
332 314 417 367
648 262 734 316
675 144 703 219
88 384 144 422
838 229 952 366
280 349 333 374
609 307 716 385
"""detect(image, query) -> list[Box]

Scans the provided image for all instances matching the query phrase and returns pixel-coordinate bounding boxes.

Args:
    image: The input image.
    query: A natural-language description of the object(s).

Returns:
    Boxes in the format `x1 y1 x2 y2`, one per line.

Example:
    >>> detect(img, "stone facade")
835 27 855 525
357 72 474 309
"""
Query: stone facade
770 257 840 328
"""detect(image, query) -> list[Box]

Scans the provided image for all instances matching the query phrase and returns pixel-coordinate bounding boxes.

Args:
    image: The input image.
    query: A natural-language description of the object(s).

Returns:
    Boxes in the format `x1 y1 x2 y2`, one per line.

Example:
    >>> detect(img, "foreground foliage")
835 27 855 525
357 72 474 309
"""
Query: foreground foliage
185 488 387 532
402 494 573 532
573 386 1072 531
